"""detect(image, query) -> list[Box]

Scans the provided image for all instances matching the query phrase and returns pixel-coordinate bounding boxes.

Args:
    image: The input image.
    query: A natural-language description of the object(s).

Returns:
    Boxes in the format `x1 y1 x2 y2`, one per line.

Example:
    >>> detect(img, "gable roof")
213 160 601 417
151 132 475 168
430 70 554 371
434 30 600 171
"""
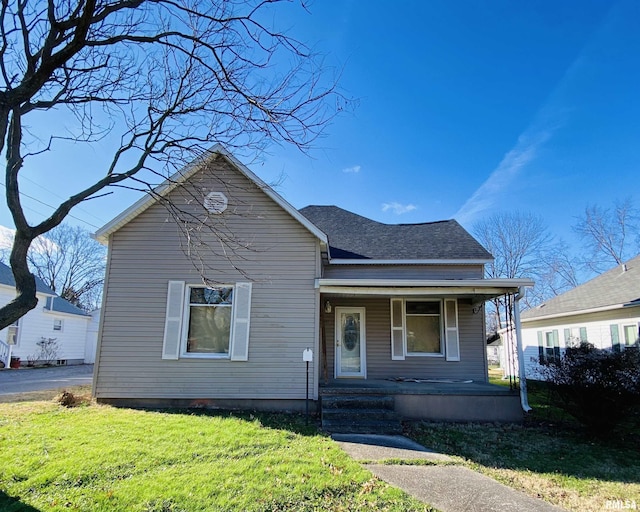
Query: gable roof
299 205 493 262
0 261 88 316
94 144 327 245
0 261 55 295
521 254 640 321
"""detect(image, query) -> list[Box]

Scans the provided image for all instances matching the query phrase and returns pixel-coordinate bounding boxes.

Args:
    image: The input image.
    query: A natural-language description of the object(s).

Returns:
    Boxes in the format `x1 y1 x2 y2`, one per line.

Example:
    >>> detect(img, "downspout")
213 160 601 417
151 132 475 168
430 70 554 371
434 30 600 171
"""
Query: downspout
513 287 531 412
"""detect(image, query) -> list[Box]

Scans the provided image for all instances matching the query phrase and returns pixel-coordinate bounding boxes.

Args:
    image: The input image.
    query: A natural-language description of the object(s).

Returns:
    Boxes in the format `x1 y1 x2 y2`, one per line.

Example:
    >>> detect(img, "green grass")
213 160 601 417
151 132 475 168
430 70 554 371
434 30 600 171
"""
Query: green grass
406 374 640 512
0 396 430 512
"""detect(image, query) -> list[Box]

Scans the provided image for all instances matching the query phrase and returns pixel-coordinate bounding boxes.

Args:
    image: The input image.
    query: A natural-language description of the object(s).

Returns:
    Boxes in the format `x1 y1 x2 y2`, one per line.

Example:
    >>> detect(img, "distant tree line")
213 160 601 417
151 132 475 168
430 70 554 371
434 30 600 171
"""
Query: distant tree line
474 197 640 332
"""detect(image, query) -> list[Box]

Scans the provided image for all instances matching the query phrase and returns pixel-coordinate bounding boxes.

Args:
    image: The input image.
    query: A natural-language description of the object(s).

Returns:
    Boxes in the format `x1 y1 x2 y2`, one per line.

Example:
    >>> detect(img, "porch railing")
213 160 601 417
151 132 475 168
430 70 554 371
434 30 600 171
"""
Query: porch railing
0 339 10 368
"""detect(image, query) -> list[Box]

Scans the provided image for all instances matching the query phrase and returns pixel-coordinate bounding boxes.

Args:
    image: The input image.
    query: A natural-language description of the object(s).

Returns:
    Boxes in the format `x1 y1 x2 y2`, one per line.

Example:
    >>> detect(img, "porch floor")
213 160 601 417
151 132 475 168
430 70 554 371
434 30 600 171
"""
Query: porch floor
319 378 517 396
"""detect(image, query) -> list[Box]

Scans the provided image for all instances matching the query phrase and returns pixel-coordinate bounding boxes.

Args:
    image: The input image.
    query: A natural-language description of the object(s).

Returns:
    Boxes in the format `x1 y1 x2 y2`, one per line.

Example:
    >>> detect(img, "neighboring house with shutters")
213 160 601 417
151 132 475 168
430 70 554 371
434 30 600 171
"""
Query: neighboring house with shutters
519 255 640 379
0 262 93 367
92 145 533 422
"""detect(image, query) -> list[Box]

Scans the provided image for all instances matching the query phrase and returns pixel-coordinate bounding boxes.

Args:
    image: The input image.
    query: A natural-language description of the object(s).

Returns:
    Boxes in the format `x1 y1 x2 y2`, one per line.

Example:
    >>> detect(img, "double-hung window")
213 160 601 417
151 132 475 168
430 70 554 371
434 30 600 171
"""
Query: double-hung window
184 286 233 356
623 324 639 347
390 298 459 361
162 281 252 361
405 301 443 356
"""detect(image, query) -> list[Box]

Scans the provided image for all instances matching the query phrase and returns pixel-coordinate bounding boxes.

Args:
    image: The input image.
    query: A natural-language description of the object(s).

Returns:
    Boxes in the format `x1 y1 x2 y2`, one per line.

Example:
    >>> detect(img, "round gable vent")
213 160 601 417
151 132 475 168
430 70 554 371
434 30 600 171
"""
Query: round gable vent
204 191 228 214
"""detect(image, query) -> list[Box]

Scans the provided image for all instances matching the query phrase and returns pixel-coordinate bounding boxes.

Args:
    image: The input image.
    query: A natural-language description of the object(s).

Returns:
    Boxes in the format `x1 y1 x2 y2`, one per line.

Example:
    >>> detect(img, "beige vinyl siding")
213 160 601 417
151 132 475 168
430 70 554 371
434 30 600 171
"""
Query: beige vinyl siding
323 265 485 280
95 158 320 400
321 297 487 382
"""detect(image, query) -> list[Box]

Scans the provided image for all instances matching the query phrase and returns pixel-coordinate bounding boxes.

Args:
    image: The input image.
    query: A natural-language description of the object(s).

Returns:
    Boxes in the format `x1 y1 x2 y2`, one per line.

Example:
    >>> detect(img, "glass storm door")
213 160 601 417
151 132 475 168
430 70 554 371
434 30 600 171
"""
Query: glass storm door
335 307 366 378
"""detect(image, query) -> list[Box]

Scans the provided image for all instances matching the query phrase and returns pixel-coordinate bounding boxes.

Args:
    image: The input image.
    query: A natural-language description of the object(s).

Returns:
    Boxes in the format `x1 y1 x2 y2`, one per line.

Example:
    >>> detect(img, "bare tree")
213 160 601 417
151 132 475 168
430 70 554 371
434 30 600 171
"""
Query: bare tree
473 211 562 329
28 224 106 311
0 1 341 329
573 198 640 273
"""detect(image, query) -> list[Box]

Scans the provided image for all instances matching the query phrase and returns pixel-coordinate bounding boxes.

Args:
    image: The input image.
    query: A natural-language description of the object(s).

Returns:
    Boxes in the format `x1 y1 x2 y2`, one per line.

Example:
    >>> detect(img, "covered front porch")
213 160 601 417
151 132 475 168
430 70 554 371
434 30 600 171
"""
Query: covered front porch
319 377 521 423
316 277 533 425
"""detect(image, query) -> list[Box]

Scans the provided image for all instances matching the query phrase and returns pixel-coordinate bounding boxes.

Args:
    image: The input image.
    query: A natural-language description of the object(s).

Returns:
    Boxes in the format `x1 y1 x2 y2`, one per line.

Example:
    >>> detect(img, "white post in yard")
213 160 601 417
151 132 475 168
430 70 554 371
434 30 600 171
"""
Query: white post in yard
303 348 313 424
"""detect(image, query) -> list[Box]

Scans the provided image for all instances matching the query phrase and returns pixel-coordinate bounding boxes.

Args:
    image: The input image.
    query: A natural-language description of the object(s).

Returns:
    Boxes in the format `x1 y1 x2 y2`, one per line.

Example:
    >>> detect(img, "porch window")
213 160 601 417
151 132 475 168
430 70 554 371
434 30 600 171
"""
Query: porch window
405 301 443 355
390 298 459 360
161 281 252 361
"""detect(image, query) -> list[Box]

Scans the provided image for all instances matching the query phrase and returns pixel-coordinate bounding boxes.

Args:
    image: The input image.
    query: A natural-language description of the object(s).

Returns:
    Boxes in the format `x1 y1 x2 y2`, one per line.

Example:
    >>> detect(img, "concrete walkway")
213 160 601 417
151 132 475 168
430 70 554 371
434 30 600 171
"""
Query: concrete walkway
332 434 565 512
0 364 94 395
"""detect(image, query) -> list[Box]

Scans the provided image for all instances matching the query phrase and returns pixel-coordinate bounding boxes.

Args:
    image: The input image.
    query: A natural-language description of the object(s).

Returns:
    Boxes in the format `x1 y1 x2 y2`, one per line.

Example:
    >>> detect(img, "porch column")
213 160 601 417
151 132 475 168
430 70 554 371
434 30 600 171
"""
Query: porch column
513 287 531 412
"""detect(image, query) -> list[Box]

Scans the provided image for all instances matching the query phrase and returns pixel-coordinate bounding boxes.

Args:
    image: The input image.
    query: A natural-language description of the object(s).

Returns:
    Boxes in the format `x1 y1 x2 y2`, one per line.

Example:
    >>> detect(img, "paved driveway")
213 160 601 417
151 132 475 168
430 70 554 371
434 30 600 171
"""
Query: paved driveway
0 364 94 395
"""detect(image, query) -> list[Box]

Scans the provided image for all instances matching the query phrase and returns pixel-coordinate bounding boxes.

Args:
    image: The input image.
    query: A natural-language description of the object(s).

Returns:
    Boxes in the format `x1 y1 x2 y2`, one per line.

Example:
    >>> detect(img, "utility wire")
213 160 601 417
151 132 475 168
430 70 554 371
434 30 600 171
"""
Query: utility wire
18 174 107 225
0 181 101 230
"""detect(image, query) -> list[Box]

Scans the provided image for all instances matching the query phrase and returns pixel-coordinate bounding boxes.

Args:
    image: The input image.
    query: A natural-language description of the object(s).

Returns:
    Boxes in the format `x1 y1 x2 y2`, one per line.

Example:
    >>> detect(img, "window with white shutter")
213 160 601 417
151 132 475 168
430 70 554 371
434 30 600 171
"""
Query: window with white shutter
161 281 252 361
230 282 252 361
390 298 405 360
162 281 185 360
444 299 460 361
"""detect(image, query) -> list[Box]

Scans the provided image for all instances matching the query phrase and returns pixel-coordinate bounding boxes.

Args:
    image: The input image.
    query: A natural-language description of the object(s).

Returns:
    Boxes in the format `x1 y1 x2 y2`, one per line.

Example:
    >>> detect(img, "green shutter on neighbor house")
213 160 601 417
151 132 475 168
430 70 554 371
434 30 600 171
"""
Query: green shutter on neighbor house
610 324 620 352
537 331 544 361
162 280 185 360
579 327 588 343
230 282 252 361
552 329 560 360
564 328 571 345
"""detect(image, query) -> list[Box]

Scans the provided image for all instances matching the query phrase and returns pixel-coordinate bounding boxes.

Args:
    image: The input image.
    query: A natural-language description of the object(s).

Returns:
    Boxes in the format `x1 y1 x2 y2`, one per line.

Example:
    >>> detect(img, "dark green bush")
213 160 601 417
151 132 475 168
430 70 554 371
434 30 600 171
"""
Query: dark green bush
539 342 640 434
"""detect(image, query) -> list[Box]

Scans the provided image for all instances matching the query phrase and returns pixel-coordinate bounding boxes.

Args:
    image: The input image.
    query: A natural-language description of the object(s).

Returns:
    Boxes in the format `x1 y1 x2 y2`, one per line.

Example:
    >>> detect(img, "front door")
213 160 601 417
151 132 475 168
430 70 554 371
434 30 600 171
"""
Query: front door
335 307 366 378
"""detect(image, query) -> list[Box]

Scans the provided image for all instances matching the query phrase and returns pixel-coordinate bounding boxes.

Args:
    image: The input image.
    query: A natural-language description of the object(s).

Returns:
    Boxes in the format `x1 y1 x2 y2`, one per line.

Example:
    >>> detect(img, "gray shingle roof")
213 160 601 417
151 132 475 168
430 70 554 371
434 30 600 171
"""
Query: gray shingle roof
0 261 89 316
0 261 55 295
521 254 640 320
299 205 493 261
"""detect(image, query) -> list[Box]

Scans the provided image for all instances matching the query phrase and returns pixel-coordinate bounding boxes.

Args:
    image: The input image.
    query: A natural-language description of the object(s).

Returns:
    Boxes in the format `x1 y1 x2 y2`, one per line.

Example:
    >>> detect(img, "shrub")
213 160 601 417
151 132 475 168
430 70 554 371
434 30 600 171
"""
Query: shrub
538 342 640 434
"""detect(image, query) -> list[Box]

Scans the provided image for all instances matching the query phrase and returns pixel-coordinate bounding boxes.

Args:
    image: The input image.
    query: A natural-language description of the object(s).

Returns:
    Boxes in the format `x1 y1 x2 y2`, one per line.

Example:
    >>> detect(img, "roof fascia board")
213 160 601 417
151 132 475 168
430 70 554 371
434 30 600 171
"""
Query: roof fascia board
94 144 328 245
0 282 56 298
42 308 91 318
316 278 534 289
318 285 520 296
521 303 635 323
328 258 492 265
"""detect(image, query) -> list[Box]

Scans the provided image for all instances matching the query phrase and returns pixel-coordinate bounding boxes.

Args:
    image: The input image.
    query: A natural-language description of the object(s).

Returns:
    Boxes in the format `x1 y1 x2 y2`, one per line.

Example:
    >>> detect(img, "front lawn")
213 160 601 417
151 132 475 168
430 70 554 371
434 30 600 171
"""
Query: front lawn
406 375 640 512
0 394 429 511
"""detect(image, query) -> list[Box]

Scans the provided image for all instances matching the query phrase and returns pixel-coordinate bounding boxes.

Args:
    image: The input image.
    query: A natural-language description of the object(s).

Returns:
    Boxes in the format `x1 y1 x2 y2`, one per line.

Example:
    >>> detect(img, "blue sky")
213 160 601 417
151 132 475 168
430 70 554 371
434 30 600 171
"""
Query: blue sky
1 0 639 248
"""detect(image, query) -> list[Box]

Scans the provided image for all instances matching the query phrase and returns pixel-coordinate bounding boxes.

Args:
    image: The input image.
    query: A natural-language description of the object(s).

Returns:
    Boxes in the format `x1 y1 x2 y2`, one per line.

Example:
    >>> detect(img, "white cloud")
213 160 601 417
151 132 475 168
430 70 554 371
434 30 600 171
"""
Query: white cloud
342 165 361 174
454 129 552 226
382 202 417 215
0 226 14 250
0 226 58 253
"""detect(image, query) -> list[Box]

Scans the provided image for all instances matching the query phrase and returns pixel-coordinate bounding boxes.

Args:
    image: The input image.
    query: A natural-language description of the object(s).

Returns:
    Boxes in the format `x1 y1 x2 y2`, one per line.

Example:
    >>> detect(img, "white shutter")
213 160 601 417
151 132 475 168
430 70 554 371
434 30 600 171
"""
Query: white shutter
444 299 460 361
162 281 185 360
390 298 405 360
230 282 252 361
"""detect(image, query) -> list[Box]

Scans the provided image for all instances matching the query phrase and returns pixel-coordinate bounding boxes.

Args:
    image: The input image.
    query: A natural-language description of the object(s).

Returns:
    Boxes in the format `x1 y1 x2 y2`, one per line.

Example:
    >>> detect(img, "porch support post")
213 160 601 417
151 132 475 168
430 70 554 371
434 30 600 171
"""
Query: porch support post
513 287 531 412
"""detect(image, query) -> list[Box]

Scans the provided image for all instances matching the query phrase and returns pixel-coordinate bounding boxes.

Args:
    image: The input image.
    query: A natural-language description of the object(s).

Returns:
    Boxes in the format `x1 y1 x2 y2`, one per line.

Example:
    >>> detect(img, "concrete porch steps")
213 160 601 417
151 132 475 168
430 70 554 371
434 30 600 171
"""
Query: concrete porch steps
321 395 403 435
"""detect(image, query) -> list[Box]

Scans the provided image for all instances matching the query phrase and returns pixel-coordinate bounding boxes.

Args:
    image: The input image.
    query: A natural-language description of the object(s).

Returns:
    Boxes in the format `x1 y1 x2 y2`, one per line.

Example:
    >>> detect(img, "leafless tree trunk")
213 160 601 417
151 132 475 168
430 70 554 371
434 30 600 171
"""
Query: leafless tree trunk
0 0 341 329
573 198 640 273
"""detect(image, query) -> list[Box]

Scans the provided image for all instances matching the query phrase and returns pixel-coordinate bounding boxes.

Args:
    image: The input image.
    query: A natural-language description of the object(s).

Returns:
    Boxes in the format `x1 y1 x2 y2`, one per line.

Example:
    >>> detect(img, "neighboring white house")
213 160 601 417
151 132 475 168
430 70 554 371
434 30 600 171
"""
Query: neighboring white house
0 262 93 367
518 255 640 379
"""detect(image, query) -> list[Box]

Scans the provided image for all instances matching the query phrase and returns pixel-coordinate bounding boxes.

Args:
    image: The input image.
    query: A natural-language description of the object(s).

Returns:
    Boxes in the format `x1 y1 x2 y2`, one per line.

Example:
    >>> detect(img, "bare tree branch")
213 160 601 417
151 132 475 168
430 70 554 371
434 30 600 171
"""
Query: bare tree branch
573 198 640 273
0 0 345 329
